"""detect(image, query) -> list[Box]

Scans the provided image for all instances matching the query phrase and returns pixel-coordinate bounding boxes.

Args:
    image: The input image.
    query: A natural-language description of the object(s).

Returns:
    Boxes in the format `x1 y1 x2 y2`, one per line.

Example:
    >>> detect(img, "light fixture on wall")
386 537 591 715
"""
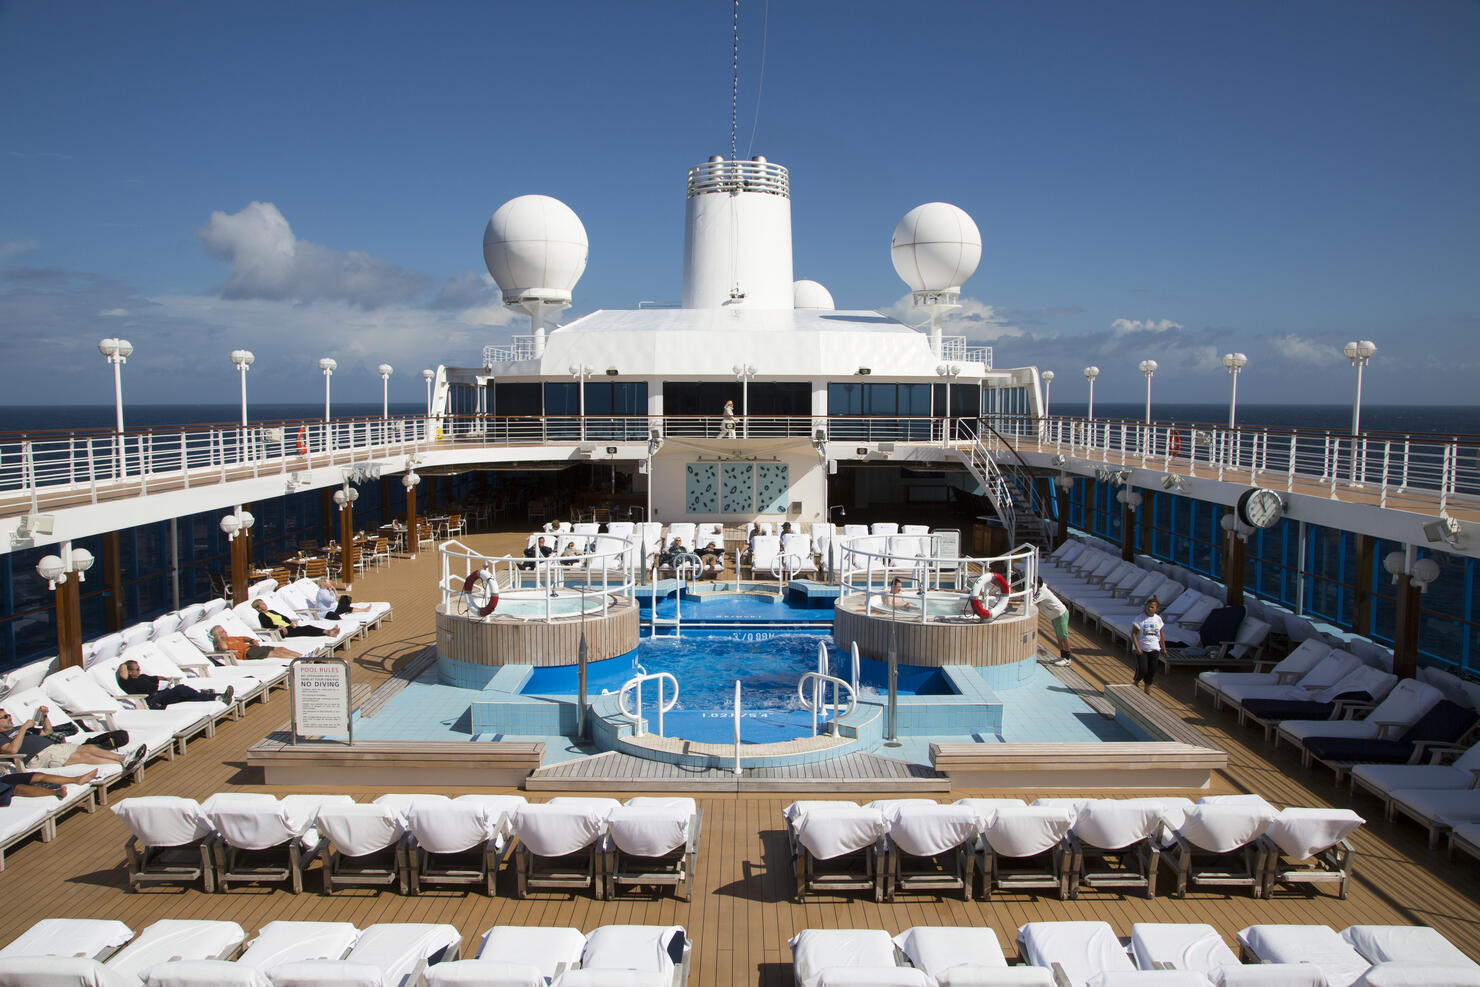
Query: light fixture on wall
35 546 93 590
1161 473 1184 491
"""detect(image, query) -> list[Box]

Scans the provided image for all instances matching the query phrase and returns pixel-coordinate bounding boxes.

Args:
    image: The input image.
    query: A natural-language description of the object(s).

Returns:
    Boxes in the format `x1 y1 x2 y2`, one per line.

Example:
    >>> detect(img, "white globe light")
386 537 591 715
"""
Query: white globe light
1042 370 1054 382
69 547 94 573
483 194 589 305
792 279 835 310
36 555 66 584
378 364 393 377
1083 366 1100 380
1411 557 1441 586
890 202 981 293
319 357 338 373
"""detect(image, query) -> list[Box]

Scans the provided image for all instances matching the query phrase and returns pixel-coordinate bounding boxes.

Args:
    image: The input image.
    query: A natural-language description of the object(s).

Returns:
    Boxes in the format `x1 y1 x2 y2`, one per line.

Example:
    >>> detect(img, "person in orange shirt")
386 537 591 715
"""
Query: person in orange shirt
208 626 299 662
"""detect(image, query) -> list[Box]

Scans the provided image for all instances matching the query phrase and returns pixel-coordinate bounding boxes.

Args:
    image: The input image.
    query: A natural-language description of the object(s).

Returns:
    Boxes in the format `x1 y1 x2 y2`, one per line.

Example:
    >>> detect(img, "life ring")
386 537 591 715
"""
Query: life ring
1167 429 1182 458
968 571 1011 620
296 427 308 455
462 569 499 616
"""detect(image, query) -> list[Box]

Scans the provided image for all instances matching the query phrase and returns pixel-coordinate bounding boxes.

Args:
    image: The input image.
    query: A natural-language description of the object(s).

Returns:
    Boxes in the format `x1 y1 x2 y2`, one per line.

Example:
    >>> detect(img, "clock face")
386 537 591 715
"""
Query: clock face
1238 488 1284 529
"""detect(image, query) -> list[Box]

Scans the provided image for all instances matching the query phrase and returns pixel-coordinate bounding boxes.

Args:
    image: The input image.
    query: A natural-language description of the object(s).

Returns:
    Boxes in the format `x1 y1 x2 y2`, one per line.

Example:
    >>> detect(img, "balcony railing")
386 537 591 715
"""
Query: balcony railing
482 336 539 365
939 337 992 367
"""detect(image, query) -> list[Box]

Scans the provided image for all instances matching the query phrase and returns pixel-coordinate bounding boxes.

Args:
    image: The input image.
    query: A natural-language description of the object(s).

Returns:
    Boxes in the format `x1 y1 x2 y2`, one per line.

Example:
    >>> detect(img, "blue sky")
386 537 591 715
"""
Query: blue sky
1 1 1476 406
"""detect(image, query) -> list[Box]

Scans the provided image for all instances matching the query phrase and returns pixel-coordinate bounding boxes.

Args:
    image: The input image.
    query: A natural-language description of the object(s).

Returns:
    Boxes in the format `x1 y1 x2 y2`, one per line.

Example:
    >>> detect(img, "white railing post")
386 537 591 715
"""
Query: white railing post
733 680 742 776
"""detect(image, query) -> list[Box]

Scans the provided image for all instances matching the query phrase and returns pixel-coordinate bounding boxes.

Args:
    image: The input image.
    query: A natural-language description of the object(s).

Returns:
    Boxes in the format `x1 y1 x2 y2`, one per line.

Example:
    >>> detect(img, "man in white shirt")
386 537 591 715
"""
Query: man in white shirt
1034 578 1072 665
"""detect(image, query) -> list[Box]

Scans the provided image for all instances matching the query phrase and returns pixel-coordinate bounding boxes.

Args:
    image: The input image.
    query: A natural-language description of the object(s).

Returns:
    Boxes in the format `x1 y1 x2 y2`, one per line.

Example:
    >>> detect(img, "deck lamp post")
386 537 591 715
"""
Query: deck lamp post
219 508 254 605
1344 340 1377 485
319 357 337 423
422 369 434 416
1138 359 1158 458
733 363 757 438
38 543 95 669
569 363 593 440
936 362 962 440
98 338 132 434
333 485 359 588
378 364 393 420
1221 352 1247 427
230 350 254 427
1041 370 1054 416
1083 367 1099 448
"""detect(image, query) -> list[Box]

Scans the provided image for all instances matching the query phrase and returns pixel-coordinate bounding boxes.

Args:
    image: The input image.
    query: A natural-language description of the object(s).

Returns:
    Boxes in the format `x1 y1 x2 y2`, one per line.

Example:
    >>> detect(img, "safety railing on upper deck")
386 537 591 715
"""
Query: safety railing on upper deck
939 337 993 368
482 336 539 364
0 415 432 514
1020 414 1480 514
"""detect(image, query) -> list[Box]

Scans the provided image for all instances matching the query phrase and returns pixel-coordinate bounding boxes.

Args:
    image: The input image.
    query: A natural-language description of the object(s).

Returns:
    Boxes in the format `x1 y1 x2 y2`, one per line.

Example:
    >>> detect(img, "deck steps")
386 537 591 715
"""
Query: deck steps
1041 659 1116 717
357 646 437 718
525 749 949 793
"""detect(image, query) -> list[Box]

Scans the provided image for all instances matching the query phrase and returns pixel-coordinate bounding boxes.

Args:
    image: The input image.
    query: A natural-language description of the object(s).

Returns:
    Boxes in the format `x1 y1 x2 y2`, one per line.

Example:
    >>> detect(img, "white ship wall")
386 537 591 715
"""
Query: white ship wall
649 446 826 525
681 189 794 309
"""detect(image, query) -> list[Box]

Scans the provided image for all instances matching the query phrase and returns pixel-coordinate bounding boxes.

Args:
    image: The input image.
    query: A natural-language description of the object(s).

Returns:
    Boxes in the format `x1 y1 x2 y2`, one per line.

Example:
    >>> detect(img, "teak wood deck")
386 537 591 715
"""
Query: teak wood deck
1 529 1477 985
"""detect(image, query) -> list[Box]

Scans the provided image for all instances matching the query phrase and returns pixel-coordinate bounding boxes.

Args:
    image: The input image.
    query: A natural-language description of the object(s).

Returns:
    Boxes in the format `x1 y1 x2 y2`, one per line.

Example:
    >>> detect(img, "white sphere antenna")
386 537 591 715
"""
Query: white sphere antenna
891 202 982 357
483 194 589 357
792 279 834 310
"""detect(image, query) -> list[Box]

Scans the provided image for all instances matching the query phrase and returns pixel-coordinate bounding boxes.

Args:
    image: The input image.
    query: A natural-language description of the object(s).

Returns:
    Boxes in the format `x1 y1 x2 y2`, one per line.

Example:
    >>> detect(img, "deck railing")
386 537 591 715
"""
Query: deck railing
4 410 1478 518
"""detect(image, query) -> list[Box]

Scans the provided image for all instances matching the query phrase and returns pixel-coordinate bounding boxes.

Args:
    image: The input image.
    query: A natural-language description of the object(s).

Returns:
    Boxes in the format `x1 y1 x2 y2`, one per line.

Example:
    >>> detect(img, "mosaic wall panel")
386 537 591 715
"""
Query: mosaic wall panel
685 462 718 513
757 463 790 515
721 463 754 514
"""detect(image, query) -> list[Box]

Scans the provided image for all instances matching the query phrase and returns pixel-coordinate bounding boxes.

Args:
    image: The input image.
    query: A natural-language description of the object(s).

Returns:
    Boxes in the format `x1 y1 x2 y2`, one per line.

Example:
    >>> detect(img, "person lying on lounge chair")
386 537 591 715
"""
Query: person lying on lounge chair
116 660 233 709
315 577 371 620
0 708 137 771
0 768 98 805
208 626 299 662
251 598 333 637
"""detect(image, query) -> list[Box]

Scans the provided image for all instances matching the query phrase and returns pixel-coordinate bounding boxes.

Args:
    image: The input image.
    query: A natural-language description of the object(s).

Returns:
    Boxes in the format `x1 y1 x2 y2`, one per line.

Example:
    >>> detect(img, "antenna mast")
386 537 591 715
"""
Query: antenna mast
731 0 739 160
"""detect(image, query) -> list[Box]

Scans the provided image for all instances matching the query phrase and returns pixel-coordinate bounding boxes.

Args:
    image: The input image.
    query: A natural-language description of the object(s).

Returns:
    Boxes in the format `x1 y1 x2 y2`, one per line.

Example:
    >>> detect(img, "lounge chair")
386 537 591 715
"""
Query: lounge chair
1016 922 1136 987
234 921 360 973
1258 807 1364 899
1129 924 1238 976
751 535 782 576
1235 925 1371 987
87 654 241 724
783 533 817 574
155 630 291 686
0 920 133 962
0 687 136 796
510 797 611 898
1193 639 1335 709
1302 700 1478 781
891 926 1050 985
424 926 587 987
576 925 690 987
1068 798 1186 899
977 804 1074 900
1352 963 1480 985
111 796 216 892
1156 795 1276 898
315 801 410 895
1340 926 1479 973
408 794 521 896
44 666 214 758
1159 616 1270 676
1386 787 1480 848
788 930 925 987
867 799 977 901
116 641 268 706
1276 679 1446 766
603 796 702 901
206 792 353 893
105 921 247 983
0 957 147 987
268 923 462 987
1350 739 1480 817
783 801 886 902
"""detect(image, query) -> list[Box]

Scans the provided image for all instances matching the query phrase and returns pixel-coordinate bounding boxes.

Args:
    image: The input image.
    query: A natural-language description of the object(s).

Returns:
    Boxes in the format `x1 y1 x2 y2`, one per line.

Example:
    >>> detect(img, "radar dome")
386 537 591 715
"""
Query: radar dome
890 202 981 293
482 195 588 305
792 280 834 310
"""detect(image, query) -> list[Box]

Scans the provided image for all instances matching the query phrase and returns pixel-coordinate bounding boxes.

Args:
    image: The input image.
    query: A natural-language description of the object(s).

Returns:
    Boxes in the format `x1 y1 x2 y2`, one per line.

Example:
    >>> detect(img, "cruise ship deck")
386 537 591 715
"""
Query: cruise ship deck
2 528 1476 984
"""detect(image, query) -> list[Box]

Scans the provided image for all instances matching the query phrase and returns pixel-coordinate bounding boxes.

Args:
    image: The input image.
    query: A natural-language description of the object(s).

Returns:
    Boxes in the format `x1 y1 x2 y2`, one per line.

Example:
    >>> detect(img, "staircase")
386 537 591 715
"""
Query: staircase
958 423 1053 549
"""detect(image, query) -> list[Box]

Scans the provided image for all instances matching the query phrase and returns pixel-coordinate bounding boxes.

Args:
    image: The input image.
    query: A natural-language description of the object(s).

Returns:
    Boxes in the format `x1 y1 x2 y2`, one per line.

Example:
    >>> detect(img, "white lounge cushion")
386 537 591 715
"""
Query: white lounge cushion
606 805 691 857
1087 975 1212 986
1162 798 1276 852
476 927 585 980
410 800 501 855
1017 922 1134 986
266 961 384 987
790 930 899 987
1340 926 1477 969
425 961 544 987
111 797 213 846
790 806 886 860
372 793 451 825
891 927 1032 985
1208 967 1326 987
0 957 143 987
0 920 133 961
236 921 359 970
1073 800 1170 851
1351 962 1480 986
1236 926 1368 987
1263 808 1364 859
551 972 670 987
511 804 605 857
346 924 461 987
581 926 684 981
106 921 246 981
981 806 1075 857
1130 925 1238 975
882 804 979 857
143 961 269 987
316 803 405 857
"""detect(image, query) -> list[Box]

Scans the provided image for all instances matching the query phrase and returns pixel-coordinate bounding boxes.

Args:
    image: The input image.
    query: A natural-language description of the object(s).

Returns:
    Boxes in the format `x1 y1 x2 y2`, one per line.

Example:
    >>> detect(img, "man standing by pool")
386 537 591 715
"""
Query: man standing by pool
1035 577 1072 666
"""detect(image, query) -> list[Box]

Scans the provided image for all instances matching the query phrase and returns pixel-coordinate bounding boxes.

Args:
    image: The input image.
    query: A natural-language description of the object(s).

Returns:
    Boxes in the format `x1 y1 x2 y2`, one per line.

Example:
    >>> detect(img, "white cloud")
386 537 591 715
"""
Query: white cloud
196 202 427 308
883 293 1026 341
1111 317 1183 336
0 238 37 262
100 307 130 316
1270 332 1343 365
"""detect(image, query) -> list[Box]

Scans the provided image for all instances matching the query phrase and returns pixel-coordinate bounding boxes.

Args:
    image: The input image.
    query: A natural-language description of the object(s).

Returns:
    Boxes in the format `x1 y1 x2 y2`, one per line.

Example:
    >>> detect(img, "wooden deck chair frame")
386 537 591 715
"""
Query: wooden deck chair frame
322 834 411 896
515 838 603 899
1158 836 1268 898
413 838 505 896
124 833 215 893
1259 835 1356 900
787 823 885 903
978 842 1072 900
603 809 703 901
884 838 974 902
211 832 322 895
1068 835 1160 899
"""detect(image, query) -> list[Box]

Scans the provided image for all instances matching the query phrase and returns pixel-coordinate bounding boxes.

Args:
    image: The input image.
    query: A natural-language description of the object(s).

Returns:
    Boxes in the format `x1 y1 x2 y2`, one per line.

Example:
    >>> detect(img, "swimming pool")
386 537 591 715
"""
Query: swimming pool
869 591 977 618
640 585 834 624
492 592 608 618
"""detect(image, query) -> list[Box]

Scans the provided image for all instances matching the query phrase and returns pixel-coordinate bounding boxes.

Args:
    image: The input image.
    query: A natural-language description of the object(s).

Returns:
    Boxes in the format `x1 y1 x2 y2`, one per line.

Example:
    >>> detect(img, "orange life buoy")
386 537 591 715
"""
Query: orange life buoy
1168 429 1182 458
462 570 499 616
296 426 308 455
968 572 1011 620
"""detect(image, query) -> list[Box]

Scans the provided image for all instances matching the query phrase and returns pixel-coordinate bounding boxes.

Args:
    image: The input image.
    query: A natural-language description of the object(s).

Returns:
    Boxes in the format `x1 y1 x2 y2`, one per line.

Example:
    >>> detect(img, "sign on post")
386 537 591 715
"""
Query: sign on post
290 657 352 744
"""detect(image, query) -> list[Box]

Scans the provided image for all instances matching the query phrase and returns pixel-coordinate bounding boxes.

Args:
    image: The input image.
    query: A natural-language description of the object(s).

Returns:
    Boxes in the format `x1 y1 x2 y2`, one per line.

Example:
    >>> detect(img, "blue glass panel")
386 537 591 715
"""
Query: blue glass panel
685 463 718 513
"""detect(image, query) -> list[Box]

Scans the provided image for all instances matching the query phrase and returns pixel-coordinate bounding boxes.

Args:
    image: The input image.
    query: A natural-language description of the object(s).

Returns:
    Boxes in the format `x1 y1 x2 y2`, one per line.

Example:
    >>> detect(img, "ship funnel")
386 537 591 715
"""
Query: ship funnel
681 156 794 309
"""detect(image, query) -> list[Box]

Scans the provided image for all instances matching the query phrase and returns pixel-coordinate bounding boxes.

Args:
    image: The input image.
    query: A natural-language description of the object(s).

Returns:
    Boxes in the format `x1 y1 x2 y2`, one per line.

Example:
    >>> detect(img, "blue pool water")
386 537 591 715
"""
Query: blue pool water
639 587 833 624
519 635 951 711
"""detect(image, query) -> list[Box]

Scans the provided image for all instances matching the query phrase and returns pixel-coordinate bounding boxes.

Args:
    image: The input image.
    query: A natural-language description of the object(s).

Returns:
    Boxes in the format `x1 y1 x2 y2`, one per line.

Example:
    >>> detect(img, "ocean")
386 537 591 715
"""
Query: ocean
0 402 1476 437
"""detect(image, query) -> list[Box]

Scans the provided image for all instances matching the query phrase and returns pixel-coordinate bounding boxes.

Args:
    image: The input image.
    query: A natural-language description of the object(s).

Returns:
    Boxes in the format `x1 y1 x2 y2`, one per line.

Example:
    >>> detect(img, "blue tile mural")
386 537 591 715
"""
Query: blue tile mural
757 463 789 515
685 462 718 513
722 463 754 513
